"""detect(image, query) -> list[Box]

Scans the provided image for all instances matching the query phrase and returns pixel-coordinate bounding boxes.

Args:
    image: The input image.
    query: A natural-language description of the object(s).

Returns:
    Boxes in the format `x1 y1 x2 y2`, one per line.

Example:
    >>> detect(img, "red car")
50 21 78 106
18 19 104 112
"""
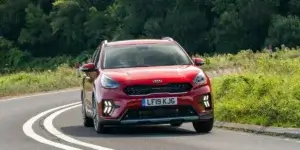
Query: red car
80 37 214 134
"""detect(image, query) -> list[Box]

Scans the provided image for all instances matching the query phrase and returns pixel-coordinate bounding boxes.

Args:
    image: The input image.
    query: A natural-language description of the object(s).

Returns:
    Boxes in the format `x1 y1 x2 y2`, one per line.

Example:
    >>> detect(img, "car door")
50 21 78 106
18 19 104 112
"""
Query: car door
82 47 101 114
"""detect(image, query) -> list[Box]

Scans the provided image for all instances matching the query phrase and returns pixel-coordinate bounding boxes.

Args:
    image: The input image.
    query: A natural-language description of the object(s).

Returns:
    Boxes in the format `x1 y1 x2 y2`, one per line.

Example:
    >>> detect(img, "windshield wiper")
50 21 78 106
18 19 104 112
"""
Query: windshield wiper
106 65 151 69
133 65 151 67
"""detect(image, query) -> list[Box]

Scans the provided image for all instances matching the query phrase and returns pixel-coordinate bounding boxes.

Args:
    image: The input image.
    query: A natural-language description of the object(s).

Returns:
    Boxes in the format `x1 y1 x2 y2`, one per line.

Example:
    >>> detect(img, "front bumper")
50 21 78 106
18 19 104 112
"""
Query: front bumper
97 85 213 125
99 111 213 125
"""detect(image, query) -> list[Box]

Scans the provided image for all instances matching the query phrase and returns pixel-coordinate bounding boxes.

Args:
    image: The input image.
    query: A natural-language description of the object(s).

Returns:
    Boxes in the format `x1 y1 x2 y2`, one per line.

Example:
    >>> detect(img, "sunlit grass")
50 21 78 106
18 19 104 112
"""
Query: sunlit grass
0 64 79 97
212 48 300 128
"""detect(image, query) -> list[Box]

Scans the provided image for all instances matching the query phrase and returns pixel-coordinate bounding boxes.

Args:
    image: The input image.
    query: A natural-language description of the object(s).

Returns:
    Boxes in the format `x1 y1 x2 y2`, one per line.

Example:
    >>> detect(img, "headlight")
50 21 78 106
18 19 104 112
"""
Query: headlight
100 74 120 89
193 71 207 85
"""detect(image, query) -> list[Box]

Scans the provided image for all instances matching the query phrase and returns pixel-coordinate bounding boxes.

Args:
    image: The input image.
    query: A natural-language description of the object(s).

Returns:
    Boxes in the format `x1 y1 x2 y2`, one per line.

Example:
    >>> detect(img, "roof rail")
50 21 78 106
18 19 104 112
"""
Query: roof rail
101 40 108 46
162 37 174 41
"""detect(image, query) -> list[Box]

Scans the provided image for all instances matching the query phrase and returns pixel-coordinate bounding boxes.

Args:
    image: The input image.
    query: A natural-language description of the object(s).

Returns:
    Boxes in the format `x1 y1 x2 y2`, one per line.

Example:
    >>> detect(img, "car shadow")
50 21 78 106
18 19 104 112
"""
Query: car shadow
60 124 209 138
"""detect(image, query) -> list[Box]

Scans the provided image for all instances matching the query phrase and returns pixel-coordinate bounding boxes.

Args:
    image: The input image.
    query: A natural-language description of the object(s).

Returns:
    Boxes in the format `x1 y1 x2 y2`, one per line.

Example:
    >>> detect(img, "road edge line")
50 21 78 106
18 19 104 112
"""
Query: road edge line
44 104 114 150
22 102 82 150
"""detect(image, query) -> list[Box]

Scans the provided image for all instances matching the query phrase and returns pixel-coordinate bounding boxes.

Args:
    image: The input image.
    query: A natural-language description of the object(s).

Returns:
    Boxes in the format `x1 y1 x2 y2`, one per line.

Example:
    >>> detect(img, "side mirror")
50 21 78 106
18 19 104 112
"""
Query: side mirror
193 58 205 66
80 63 98 72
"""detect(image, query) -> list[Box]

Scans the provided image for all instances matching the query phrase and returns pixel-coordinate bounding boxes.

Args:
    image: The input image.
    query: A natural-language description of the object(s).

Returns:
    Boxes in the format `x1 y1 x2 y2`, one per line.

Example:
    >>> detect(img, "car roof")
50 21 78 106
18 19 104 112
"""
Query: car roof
106 39 174 47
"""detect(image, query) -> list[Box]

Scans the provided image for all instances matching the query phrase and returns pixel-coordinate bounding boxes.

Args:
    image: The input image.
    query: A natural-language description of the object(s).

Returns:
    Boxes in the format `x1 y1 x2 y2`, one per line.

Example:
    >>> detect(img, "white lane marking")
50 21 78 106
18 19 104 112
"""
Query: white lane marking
44 104 114 150
23 102 82 150
0 88 79 102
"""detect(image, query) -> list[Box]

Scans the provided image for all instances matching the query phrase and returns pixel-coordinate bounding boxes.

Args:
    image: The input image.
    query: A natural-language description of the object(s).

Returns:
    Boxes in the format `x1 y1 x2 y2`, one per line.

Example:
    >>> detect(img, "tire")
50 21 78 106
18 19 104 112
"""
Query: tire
170 122 183 127
92 97 106 134
81 90 93 127
192 118 214 133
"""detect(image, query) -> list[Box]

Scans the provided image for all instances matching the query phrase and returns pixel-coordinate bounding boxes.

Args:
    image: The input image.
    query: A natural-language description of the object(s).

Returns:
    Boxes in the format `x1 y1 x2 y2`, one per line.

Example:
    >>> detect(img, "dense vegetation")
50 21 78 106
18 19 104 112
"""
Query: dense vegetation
2 0 300 73
212 48 300 128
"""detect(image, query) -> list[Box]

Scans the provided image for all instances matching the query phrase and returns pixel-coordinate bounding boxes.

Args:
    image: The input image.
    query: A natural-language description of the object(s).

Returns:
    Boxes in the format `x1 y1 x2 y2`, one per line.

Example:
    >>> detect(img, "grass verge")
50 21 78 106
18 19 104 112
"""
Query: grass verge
212 49 300 128
199 46 300 71
0 64 79 98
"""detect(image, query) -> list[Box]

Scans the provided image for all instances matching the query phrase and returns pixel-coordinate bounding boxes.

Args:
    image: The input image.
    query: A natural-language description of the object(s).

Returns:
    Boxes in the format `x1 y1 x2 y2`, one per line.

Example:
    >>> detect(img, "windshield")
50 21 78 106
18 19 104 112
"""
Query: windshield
102 43 192 69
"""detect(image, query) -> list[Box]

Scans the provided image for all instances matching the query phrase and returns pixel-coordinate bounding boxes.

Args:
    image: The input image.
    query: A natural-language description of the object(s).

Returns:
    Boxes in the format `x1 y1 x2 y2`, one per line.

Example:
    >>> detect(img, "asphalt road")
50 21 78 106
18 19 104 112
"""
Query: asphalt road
1 89 300 150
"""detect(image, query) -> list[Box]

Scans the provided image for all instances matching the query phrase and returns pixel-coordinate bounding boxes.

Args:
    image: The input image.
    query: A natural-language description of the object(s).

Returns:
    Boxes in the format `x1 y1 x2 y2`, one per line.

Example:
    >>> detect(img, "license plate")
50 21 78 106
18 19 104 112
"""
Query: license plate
142 97 178 107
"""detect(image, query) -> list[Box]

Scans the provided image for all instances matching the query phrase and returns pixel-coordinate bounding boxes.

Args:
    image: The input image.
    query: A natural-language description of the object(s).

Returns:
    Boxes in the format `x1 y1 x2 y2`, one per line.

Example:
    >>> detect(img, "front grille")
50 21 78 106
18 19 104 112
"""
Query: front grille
123 83 192 96
121 106 198 120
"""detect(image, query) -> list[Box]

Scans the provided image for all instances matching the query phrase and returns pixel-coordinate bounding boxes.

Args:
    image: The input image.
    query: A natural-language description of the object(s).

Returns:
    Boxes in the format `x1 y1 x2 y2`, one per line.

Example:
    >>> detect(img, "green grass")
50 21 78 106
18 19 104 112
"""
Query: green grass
199 46 300 71
0 64 79 98
212 48 300 128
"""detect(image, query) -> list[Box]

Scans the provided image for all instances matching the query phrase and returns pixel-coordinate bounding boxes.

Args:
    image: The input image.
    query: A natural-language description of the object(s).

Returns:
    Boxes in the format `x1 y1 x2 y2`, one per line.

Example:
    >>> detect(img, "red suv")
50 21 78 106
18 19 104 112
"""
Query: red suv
80 37 214 134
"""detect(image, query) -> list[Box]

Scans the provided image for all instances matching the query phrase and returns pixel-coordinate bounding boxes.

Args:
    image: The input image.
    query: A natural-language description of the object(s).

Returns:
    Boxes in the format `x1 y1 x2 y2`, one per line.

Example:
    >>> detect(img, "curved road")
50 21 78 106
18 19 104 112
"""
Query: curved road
0 89 300 150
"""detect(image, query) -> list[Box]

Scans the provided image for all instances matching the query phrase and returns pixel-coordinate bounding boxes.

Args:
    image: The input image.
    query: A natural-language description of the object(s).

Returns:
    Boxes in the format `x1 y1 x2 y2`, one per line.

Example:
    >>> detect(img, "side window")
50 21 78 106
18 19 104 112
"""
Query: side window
93 46 101 65
91 50 98 63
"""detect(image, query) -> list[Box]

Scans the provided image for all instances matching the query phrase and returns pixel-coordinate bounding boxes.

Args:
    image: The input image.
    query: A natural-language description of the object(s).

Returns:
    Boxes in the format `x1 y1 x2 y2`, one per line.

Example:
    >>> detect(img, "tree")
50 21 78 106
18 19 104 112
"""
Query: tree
266 15 300 47
18 3 53 57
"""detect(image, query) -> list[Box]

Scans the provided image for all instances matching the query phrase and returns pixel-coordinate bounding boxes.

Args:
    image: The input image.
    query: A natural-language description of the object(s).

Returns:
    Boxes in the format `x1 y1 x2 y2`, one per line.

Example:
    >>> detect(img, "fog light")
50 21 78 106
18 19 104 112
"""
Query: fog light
103 101 112 114
200 94 211 109
102 100 119 116
203 95 210 108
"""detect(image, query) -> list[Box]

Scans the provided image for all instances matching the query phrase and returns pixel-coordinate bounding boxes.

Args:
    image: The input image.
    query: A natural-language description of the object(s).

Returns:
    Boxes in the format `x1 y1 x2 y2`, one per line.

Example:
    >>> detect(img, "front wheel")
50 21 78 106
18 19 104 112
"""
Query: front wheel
92 99 106 134
81 90 93 127
192 118 214 133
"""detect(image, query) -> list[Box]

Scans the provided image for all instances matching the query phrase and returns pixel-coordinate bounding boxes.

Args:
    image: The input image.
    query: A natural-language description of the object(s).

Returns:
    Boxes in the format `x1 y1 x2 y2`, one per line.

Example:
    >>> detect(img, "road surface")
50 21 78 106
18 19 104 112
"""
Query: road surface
0 89 300 150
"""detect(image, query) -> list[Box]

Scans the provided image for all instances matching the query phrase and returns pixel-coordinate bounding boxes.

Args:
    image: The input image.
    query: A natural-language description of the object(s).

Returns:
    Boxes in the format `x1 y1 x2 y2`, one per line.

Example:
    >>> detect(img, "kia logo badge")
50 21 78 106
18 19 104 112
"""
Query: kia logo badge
153 79 162 84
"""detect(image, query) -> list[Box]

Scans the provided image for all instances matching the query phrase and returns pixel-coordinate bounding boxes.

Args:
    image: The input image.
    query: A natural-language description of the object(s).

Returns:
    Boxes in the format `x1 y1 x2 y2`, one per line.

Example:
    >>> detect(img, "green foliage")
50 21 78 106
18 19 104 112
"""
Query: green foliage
0 37 31 71
2 0 300 73
18 3 53 57
266 15 300 48
212 48 300 128
1 1 300 53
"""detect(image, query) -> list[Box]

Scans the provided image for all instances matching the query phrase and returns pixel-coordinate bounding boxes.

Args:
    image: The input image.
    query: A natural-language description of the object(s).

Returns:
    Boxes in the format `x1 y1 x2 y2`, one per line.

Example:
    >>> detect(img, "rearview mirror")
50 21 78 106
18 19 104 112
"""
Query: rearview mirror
80 63 98 72
193 58 205 66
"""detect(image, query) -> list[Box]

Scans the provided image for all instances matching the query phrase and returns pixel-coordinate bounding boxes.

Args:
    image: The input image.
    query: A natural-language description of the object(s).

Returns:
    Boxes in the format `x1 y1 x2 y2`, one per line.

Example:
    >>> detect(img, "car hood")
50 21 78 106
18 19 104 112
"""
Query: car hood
102 65 203 85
